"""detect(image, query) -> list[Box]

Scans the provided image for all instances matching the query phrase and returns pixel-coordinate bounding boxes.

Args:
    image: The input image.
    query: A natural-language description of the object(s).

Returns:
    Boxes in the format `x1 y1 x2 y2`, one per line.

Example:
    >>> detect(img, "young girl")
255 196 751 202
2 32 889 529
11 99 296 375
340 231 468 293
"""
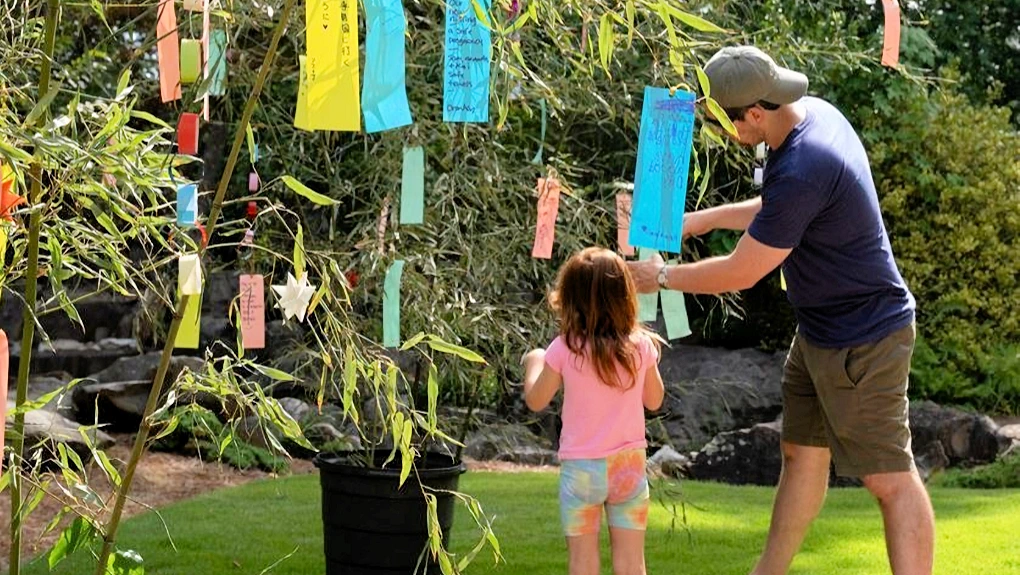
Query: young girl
523 247 665 575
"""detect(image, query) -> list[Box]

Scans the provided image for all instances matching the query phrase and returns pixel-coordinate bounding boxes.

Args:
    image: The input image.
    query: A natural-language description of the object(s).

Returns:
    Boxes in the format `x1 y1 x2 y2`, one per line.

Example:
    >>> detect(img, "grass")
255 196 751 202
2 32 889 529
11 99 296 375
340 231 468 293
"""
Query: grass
15 471 1020 575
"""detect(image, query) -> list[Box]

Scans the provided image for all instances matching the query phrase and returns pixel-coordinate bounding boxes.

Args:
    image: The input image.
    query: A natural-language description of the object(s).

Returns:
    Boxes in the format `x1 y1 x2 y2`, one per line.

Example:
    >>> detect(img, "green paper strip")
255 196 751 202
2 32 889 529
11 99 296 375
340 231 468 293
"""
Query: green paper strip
531 98 546 165
383 260 405 348
180 38 202 85
637 247 658 323
208 29 227 96
660 260 691 340
399 146 425 225
174 292 202 349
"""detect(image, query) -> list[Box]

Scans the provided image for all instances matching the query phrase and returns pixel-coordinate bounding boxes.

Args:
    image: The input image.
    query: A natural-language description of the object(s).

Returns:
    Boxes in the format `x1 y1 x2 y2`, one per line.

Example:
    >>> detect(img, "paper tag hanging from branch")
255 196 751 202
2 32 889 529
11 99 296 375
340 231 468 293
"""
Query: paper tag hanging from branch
239 274 266 349
881 0 901 67
156 0 182 102
531 176 561 259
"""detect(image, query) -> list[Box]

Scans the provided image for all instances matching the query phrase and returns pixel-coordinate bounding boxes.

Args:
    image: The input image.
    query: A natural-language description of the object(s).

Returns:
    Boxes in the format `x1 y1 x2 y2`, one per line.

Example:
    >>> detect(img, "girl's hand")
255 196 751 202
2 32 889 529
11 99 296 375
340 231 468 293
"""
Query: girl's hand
521 348 546 370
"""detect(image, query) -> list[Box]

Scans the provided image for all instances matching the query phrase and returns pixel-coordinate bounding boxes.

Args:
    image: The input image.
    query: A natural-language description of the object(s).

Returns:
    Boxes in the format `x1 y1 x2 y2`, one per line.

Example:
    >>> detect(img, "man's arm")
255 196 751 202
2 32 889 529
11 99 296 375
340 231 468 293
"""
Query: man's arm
684 197 762 237
629 232 790 294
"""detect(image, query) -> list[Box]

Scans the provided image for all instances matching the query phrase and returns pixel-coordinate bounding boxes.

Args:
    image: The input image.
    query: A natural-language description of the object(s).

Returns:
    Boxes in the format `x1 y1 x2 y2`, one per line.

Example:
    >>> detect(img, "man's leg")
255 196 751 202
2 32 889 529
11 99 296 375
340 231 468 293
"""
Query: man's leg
749 441 831 575
862 470 935 575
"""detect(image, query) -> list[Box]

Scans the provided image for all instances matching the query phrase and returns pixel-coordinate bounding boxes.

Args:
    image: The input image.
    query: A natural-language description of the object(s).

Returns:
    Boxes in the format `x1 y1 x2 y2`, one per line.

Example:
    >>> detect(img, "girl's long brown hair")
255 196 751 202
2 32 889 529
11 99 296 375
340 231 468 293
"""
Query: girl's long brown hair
549 247 657 389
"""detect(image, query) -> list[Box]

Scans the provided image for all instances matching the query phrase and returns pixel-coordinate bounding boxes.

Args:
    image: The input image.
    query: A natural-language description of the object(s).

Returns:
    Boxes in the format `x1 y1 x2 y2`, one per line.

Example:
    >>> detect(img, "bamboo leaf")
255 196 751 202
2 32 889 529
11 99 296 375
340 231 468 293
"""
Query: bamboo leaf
470 0 491 30
254 364 297 382
426 336 487 364
400 331 427 351
661 4 727 33
293 223 306 279
705 97 739 138
23 82 61 128
598 13 615 76
696 65 711 98
281 175 338 206
625 0 635 48
129 111 172 130
48 516 97 569
246 124 257 165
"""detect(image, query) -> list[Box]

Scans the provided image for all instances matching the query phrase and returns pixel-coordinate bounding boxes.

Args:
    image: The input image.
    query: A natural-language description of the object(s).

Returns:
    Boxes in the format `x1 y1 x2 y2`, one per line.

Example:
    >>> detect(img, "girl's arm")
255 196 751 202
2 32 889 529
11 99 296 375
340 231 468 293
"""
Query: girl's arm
522 348 562 412
643 363 665 411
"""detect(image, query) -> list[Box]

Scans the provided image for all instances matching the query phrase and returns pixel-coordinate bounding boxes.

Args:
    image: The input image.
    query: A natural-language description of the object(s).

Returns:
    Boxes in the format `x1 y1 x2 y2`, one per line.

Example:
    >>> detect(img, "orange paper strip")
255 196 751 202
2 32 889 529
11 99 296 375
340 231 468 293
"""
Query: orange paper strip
881 0 901 67
531 177 561 259
616 193 635 257
156 0 182 103
0 330 7 474
202 0 210 120
239 274 266 349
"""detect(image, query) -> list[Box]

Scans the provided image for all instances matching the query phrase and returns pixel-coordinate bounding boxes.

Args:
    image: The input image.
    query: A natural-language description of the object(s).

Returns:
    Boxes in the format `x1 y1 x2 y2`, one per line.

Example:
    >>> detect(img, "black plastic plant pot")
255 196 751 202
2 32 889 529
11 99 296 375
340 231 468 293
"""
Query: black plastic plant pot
313 451 467 575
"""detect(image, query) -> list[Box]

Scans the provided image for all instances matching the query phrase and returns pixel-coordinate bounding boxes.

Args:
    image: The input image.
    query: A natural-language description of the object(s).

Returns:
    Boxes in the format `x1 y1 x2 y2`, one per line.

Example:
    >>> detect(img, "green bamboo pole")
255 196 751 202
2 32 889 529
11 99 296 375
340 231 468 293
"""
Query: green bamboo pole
8 2 60 574
93 0 299 571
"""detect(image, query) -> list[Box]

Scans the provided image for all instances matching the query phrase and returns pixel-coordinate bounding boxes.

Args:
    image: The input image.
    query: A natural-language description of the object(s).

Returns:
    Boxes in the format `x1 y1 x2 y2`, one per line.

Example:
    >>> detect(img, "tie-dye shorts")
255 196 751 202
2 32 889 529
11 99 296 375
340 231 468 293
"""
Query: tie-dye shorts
559 448 650 536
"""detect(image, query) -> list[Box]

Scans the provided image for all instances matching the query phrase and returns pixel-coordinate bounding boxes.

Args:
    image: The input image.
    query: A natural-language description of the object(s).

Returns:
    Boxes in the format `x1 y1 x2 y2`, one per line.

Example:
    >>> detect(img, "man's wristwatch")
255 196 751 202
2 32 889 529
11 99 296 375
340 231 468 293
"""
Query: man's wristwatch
656 264 670 289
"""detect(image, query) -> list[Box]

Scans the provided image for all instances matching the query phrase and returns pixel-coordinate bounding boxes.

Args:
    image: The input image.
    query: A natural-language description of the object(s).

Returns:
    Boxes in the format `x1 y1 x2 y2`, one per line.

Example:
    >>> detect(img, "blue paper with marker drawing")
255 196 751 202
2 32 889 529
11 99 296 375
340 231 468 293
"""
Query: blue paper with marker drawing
442 0 491 123
629 87 695 253
362 0 413 133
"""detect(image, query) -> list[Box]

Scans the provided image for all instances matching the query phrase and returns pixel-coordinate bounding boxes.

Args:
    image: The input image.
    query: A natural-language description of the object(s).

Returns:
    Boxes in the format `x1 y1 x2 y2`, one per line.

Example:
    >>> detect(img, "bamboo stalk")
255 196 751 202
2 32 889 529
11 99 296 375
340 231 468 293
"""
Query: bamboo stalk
8 1 60 574
93 0 299 570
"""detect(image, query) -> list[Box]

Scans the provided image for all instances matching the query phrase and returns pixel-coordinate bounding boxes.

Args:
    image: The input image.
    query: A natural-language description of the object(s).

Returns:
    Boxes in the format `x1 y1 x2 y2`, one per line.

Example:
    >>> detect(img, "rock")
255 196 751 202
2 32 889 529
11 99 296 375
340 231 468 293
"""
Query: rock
12 337 142 379
913 440 950 482
909 401 1009 467
72 354 207 429
305 422 361 451
279 397 313 424
5 401 115 467
648 445 690 478
658 345 787 451
997 423 1020 443
688 421 783 486
463 423 557 465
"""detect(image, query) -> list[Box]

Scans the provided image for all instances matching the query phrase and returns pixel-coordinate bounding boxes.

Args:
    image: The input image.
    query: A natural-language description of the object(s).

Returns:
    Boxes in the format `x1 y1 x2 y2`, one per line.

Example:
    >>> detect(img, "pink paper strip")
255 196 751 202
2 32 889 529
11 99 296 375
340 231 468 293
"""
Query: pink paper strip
616 193 635 256
0 330 8 474
156 0 182 103
239 275 266 349
531 177 561 259
881 0 901 67
248 172 259 192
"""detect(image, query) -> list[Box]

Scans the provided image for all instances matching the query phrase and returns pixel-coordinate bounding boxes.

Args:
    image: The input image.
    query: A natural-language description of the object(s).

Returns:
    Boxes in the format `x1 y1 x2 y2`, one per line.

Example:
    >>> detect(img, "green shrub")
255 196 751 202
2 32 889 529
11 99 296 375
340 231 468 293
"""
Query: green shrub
930 453 1020 489
867 85 1020 413
151 406 287 473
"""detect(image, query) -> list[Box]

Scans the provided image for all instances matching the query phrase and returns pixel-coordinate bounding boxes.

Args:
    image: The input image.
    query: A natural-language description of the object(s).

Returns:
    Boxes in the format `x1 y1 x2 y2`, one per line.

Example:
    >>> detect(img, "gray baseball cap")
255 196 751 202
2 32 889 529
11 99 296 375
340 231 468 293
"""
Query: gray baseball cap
703 46 809 109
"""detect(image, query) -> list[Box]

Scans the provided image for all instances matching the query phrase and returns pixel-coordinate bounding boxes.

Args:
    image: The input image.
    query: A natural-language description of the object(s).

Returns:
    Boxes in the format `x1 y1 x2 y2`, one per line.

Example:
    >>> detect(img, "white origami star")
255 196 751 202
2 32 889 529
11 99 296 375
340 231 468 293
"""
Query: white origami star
272 272 316 322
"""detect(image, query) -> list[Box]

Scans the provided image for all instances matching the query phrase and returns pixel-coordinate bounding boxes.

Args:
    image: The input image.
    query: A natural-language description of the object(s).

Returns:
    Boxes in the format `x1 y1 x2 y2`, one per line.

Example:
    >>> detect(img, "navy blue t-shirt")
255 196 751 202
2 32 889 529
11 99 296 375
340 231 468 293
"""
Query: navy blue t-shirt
747 97 915 349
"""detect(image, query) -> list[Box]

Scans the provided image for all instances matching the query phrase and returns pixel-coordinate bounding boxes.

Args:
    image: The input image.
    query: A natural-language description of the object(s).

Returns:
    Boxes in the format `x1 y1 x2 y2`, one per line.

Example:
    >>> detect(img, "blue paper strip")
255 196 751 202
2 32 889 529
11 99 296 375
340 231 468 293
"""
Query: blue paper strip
177 184 197 226
363 0 413 133
383 260 405 348
630 87 695 253
208 29 227 97
442 0 491 123
400 146 425 224
637 247 659 323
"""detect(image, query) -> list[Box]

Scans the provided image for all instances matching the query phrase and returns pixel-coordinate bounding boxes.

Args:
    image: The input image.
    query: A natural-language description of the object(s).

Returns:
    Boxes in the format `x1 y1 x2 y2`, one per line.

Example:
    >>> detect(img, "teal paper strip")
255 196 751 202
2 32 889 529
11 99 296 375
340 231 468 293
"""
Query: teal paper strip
208 29 227 96
660 260 692 340
383 260 405 347
400 146 425 224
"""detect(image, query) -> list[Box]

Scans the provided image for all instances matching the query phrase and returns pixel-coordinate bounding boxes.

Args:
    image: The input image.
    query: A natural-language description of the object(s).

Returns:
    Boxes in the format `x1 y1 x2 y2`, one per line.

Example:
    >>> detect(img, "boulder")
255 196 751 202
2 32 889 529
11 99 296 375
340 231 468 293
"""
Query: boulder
11 337 141 380
5 399 115 467
688 421 783 486
647 445 690 478
463 423 557 465
658 344 787 451
909 401 1009 467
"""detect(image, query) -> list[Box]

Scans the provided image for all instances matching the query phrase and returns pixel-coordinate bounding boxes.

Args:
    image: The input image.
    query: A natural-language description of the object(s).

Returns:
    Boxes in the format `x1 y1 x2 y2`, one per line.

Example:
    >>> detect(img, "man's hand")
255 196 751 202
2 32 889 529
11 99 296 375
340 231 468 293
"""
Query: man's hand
626 252 665 294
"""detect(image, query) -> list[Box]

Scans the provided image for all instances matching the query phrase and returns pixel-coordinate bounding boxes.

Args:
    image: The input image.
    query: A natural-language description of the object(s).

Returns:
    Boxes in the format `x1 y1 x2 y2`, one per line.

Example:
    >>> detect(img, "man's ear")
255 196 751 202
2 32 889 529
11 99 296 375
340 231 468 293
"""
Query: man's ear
746 105 765 124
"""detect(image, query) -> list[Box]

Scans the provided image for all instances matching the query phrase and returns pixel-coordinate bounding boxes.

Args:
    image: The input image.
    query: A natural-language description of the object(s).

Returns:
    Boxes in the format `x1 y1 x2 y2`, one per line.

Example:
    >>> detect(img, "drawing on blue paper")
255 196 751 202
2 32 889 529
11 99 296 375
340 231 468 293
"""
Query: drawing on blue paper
629 87 695 253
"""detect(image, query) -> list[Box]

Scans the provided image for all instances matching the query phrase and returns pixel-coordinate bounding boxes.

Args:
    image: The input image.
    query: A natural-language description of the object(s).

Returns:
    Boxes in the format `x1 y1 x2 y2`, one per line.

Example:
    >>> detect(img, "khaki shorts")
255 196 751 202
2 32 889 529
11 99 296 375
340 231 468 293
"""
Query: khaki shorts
782 322 916 478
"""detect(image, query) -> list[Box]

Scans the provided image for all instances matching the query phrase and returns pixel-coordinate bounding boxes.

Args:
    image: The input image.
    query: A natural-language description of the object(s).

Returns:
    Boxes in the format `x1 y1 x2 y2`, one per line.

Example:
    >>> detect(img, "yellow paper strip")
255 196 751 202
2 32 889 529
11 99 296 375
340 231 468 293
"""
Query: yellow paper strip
174 292 202 349
305 0 361 131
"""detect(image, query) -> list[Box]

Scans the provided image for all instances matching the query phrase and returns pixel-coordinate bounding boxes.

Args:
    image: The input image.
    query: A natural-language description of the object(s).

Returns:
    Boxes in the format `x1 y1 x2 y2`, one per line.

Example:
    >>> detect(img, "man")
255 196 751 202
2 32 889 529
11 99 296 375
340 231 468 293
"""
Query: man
628 46 934 575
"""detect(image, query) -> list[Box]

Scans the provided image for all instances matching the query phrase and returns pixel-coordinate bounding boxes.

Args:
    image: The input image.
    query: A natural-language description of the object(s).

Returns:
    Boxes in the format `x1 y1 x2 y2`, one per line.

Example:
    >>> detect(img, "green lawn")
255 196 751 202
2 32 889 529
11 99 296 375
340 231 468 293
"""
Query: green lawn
17 471 1020 575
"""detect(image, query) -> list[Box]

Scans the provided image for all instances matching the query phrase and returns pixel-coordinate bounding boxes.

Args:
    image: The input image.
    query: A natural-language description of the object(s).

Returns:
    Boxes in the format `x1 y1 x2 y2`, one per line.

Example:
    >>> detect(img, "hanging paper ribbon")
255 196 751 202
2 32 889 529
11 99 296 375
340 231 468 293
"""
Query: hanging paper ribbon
294 55 312 130
382 260 405 347
362 0 413 133
177 112 200 155
660 259 692 340
180 38 202 85
0 330 8 474
442 0 491 123
174 292 202 349
156 0 182 103
399 146 425 225
881 0 901 67
248 173 259 192
305 0 361 131
0 163 25 222
178 254 203 295
531 177 560 259
239 274 266 349
177 184 198 226
208 29 228 97
637 247 659 322
616 193 635 257
630 87 695 253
